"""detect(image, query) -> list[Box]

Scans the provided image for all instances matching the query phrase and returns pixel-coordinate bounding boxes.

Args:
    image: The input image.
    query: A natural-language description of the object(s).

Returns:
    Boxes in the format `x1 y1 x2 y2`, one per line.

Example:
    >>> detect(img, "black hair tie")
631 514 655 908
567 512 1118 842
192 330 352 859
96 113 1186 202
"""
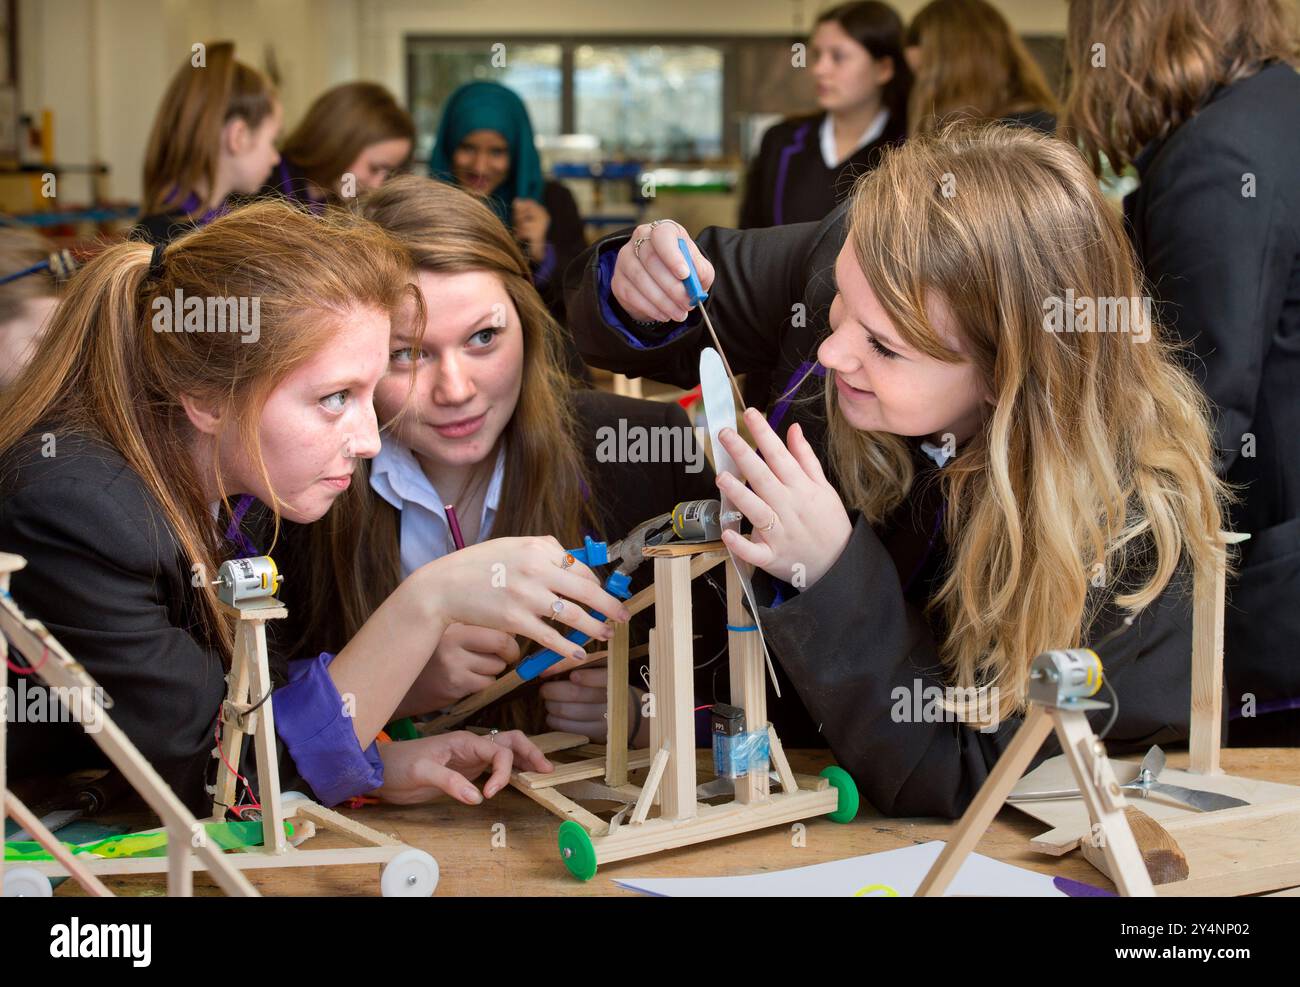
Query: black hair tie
148 242 167 278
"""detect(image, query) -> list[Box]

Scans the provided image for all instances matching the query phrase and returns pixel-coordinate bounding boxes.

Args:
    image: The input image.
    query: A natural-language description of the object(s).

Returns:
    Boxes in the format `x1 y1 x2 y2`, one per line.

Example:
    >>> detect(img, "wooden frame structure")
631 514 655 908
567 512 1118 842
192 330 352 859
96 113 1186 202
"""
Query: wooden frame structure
920 529 1300 897
509 541 855 880
1 553 437 897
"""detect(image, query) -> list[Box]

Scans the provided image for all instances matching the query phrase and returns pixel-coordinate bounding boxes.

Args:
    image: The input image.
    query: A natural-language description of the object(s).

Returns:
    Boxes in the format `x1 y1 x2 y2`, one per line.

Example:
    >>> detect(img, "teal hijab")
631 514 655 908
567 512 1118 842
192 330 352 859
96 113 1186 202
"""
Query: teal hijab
430 81 544 226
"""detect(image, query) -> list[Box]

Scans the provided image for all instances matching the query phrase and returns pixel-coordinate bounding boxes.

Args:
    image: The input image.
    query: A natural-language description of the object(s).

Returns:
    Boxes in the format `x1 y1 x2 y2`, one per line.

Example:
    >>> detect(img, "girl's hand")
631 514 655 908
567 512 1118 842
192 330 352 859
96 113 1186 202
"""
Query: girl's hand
400 623 522 715
611 219 714 323
372 730 551 805
540 665 646 745
715 408 852 589
416 536 632 666
512 198 550 263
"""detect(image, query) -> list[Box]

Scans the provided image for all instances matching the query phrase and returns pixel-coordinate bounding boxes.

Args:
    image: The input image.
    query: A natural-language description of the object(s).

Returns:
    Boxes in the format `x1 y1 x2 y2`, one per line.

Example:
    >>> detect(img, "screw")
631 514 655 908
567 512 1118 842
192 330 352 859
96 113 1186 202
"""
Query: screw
563 847 573 859
406 874 417 886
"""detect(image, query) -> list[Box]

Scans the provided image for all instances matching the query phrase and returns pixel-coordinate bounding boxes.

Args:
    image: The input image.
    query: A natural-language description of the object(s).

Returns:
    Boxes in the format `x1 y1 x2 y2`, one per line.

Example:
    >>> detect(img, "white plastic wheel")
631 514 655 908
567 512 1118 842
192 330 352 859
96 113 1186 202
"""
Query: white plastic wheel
280 791 312 805
4 866 54 897
380 848 439 897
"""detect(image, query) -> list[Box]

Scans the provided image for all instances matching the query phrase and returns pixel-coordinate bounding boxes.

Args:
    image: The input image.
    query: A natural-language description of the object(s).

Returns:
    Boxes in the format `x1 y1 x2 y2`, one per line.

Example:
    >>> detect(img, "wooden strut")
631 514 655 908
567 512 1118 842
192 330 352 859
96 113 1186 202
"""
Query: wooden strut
0 554 259 897
1188 531 1249 775
504 541 840 869
1 554 424 896
916 704 1156 897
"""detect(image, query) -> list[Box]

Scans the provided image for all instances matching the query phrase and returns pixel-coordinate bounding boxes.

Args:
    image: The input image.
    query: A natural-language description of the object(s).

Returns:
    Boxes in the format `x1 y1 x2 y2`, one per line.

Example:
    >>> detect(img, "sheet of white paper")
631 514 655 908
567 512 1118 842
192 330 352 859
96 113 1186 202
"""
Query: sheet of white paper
613 841 1068 897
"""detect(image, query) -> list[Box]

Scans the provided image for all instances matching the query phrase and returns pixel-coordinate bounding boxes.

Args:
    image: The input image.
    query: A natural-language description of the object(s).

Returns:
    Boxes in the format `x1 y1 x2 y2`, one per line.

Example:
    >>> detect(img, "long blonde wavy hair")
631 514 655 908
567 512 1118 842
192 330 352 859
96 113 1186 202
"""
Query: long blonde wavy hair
827 122 1228 719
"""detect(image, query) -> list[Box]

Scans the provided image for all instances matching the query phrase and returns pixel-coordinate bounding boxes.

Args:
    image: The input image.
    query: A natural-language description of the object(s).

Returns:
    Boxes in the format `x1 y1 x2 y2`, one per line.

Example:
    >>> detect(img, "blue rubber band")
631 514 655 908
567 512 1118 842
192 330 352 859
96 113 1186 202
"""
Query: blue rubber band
726 623 758 632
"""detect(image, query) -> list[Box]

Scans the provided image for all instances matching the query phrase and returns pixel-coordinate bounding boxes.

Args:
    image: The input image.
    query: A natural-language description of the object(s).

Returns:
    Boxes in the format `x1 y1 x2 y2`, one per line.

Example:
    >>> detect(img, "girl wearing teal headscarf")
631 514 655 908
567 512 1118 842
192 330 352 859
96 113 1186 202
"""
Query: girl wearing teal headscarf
430 82 587 346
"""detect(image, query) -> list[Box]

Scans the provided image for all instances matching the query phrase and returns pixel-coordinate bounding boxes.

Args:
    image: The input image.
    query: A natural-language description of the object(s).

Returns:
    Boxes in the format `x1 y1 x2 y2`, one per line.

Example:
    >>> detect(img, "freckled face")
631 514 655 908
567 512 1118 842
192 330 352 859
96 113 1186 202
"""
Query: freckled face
217 305 391 522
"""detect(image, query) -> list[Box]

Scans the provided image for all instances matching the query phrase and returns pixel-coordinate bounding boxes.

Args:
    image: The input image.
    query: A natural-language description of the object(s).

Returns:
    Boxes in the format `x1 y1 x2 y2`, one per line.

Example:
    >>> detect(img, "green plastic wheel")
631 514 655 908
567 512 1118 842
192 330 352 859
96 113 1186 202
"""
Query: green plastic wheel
821 765 860 823
557 820 598 881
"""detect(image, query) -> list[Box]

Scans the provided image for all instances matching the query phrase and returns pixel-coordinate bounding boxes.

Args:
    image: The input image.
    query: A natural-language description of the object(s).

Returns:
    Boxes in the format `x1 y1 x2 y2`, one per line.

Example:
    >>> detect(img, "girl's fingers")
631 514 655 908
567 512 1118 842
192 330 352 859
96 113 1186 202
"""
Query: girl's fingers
517 616 591 665
459 672 500 695
461 627 522 664
541 599 612 642
641 249 691 318
722 528 777 569
539 679 606 705
788 422 829 484
718 427 785 508
614 272 677 324
568 667 608 689
492 730 552 773
465 654 509 677
546 714 608 740
716 472 779 532
742 407 806 487
547 566 631 622
622 250 687 321
421 762 482 805
543 700 606 721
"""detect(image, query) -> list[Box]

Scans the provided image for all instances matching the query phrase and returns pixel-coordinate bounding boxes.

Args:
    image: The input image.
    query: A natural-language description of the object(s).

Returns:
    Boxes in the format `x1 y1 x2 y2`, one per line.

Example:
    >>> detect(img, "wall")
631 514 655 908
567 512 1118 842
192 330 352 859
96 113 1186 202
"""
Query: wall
15 0 1070 206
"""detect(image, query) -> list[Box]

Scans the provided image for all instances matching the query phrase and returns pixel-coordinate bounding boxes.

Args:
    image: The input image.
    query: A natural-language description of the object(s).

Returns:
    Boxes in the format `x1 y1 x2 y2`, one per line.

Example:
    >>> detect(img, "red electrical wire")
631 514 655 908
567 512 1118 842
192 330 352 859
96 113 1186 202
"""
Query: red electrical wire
5 643 49 675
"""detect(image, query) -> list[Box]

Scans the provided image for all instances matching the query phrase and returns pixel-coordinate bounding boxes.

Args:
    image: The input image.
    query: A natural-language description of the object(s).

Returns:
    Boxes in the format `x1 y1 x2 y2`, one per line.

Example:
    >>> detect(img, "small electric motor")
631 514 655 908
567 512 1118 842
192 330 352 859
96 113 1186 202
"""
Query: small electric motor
215 556 282 607
1027 648 1107 709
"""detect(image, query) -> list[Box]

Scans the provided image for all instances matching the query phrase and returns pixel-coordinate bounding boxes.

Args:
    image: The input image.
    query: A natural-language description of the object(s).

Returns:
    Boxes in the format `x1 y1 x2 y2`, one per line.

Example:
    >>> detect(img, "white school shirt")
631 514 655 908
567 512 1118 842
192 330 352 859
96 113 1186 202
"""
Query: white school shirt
819 108 890 168
368 435 507 579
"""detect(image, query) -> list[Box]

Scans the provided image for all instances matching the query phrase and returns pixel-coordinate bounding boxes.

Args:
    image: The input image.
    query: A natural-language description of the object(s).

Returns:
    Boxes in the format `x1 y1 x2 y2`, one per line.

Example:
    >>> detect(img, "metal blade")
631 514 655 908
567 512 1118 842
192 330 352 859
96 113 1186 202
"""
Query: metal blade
1137 745 1166 784
1144 782 1250 812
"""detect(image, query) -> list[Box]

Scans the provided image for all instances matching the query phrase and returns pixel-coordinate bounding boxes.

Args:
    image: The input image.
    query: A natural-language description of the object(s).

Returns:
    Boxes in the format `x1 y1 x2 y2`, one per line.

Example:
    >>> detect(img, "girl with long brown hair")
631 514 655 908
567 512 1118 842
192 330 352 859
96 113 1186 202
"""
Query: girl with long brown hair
135 41 282 246
267 82 414 213
0 200 630 813
1063 0 1300 745
904 0 1058 136
275 175 718 744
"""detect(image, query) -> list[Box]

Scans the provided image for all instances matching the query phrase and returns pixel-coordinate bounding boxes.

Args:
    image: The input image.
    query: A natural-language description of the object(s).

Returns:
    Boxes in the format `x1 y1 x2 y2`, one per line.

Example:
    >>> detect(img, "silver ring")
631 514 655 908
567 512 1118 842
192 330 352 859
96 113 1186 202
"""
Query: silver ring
489 728 499 737
759 514 778 533
633 236 649 259
551 599 566 616
650 218 682 234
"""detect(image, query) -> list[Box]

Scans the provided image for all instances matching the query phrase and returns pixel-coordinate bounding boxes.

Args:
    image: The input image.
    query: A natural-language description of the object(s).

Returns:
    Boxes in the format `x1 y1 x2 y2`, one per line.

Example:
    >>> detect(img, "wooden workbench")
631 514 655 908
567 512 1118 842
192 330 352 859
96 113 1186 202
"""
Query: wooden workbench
51 748 1300 897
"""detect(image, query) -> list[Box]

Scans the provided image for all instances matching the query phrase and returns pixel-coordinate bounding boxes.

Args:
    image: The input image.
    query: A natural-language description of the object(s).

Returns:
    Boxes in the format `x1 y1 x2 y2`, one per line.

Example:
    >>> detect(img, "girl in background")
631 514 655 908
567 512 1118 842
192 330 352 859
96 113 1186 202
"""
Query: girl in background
0 224 67 387
740 1 910 230
430 80 587 376
135 41 281 244
268 81 414 212
904 0 1058 136
1064 0 1300 745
